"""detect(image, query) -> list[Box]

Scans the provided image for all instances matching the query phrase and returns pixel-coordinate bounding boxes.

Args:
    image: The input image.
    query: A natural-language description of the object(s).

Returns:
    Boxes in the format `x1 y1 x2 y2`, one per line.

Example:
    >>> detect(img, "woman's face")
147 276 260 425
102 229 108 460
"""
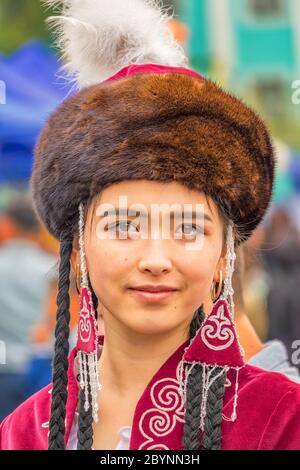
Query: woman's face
72 180 226 336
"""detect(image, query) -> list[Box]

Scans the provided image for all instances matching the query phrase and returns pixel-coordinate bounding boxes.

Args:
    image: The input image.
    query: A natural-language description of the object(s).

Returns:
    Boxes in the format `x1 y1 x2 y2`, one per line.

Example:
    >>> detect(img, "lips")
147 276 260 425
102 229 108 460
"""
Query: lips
128 285 178 293
127 285 178 303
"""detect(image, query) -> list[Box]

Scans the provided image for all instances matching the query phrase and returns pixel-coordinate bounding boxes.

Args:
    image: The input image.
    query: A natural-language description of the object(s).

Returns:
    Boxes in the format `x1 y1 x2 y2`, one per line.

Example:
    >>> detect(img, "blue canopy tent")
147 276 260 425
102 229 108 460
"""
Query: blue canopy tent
289 150 300 195
0 40 73 183
270 140 300 232
273 140 300 204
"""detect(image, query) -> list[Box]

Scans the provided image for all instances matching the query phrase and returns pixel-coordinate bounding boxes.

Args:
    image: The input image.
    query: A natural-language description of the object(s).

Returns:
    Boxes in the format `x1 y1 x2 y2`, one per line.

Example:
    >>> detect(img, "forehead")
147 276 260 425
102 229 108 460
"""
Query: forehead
91 180 218 217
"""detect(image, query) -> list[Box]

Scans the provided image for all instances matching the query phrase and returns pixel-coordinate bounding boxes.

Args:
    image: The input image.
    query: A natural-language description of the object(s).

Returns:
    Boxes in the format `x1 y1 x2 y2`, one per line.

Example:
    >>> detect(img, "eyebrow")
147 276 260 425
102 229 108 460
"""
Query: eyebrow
98 208 213 223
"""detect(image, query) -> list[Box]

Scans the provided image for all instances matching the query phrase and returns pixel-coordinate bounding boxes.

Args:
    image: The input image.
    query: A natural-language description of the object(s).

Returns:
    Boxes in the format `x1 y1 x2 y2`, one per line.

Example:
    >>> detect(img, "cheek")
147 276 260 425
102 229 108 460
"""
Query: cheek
182 242 221 300
85 239 131 297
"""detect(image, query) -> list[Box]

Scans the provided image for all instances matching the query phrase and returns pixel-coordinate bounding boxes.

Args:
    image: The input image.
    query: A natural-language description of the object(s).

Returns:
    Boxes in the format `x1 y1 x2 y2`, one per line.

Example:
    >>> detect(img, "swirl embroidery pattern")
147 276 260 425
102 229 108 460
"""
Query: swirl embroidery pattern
138 362 185 450
79 295 92 343
200 302 234 351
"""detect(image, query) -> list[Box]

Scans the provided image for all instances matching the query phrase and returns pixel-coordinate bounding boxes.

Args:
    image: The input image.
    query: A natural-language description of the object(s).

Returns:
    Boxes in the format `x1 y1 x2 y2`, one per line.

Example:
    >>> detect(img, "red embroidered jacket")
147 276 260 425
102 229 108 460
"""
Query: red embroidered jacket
1 335 300 450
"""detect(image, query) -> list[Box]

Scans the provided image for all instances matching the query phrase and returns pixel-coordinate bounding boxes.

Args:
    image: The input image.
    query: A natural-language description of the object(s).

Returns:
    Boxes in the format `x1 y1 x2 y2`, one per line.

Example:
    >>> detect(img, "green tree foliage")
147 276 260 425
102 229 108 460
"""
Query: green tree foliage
0 0 55 54
0 0 179 55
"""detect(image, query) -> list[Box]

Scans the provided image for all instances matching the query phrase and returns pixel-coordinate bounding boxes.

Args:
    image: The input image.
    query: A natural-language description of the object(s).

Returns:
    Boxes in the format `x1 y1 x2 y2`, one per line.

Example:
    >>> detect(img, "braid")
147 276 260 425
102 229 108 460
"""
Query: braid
48 230 73 450
201 367 226 450
76 281 98 450
77 374 94 450
183 305 226 450
182 305 204 450
183 362 203 450
189 305 205 337
90 280 98 319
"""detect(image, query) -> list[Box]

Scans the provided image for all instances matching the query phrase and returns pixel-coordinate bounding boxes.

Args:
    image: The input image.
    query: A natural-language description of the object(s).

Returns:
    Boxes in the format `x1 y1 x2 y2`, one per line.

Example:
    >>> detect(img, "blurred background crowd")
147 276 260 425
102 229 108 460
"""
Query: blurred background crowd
0 0 300 421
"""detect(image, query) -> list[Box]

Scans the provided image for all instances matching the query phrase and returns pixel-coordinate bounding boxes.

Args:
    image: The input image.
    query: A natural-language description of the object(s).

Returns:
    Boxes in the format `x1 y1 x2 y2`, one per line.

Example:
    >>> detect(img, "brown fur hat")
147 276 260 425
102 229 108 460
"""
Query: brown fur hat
30 65 275 243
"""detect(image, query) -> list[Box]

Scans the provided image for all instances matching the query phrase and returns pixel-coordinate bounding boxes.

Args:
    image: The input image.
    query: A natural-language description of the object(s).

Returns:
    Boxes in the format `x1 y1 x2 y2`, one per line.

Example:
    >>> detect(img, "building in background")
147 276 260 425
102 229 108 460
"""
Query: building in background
179 0 300 129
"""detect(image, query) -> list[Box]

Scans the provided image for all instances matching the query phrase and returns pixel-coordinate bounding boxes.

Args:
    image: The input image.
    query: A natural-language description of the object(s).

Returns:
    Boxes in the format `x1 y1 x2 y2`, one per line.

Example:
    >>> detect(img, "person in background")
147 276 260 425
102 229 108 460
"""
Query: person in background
227 243 299 383
0 196 56 420
242 225 270 340
262 207 300 370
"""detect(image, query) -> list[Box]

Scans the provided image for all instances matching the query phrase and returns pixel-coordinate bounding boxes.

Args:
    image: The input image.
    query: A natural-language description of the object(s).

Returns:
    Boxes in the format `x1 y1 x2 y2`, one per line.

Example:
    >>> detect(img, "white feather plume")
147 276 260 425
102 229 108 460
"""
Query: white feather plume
43 0 189 89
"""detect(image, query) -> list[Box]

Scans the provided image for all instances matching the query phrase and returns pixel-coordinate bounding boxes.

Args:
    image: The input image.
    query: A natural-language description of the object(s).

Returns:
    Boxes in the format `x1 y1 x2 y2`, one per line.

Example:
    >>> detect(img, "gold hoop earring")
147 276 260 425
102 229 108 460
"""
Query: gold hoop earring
210 270 223 303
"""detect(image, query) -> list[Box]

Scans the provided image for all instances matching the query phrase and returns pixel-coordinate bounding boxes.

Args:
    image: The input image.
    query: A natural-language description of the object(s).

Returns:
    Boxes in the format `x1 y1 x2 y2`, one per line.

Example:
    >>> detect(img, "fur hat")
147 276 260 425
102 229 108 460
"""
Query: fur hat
31 63 275 243
30 1 275 244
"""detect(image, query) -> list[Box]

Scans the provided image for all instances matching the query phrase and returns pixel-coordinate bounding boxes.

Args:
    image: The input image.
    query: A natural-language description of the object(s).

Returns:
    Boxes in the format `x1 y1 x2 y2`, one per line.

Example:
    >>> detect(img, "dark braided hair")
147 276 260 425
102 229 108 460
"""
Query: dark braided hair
183 305 227 450
182 306 204 450
77 372 94 450
76 282 98 450
201 367 226 450
48 229 73 450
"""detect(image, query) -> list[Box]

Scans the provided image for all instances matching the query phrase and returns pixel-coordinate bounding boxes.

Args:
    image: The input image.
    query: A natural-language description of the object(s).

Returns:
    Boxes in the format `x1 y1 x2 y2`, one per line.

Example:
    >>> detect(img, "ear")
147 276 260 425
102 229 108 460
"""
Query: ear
70 234 80 273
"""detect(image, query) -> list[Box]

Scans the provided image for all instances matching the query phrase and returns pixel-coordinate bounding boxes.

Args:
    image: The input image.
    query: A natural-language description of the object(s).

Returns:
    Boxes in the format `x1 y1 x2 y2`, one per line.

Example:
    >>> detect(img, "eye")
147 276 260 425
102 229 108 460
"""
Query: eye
175 223 204 240
107 220 139 237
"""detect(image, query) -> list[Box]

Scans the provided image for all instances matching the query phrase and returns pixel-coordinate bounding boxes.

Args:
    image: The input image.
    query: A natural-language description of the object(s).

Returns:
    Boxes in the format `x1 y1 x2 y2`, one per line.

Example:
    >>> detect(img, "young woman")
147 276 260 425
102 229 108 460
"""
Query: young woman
1 0 300 450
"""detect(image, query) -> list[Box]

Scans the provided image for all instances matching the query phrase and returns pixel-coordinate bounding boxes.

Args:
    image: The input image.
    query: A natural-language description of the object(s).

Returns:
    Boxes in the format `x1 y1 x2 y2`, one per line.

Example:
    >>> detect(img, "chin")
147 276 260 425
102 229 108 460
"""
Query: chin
122 313 179 336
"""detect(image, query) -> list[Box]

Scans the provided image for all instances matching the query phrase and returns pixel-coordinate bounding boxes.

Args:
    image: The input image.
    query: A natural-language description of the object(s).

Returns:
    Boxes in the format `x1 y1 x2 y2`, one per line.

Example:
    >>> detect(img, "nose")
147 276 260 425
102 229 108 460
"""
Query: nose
138 239 173 275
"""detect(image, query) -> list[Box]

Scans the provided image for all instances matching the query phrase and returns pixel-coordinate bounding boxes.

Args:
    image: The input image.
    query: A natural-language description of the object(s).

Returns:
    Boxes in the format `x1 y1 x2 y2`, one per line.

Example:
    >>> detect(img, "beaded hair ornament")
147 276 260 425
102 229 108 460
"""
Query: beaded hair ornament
76 202 102 423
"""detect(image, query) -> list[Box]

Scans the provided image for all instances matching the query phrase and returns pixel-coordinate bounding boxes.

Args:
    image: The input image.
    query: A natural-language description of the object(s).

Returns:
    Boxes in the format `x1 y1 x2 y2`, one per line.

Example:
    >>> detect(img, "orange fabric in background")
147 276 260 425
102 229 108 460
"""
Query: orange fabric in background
33 278 79 343
167 18 189 45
